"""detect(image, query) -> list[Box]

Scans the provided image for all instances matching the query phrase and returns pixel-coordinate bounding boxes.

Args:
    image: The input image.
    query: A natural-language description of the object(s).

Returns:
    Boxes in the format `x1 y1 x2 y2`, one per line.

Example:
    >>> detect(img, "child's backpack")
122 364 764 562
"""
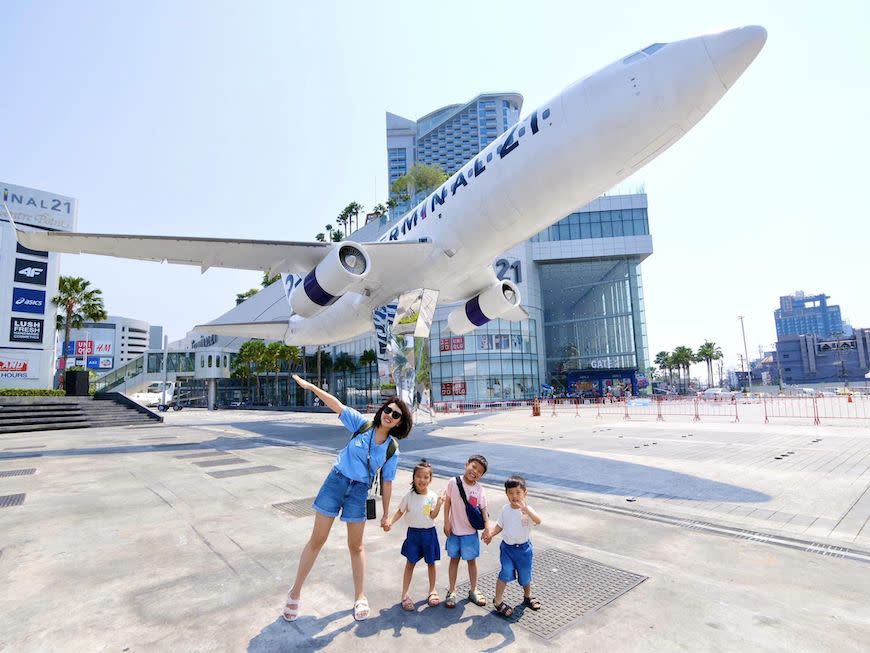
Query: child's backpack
454 476 486 530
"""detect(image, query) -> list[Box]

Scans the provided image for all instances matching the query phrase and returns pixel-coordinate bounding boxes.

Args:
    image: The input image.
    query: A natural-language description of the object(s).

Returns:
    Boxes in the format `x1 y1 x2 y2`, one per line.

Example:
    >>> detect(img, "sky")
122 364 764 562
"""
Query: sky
1 1 867 378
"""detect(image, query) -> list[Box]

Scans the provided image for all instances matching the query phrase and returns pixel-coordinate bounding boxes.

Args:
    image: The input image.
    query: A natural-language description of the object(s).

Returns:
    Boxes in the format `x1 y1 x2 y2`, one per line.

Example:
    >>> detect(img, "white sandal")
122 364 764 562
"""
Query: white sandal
283 593 302 622
353 597 370 621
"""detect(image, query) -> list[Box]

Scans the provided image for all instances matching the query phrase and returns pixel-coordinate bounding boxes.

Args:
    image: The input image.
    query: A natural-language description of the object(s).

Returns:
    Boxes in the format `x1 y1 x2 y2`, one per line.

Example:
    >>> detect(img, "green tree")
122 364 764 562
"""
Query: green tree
670 346 695 393
359 348 377 403
342 201 364 234
234 340 266 402
315 232 326 242
235 288 258 305
334 352 357 403
696 340 723 389
263 341 283 404
235 271 281 305
391 164 448 204
654 350 675 386
52 276 108 365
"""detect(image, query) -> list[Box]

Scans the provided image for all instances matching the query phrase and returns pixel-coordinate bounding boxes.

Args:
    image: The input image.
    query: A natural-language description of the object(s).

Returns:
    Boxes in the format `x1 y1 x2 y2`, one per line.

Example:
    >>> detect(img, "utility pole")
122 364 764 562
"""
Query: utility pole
738 315 753 393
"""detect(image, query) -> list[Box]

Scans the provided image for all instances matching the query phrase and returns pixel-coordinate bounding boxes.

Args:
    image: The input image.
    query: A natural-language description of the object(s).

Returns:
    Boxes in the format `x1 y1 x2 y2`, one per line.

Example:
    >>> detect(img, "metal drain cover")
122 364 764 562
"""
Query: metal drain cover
456 548 647 640
0 493 25 508
272 498 318 518
0 468 36 478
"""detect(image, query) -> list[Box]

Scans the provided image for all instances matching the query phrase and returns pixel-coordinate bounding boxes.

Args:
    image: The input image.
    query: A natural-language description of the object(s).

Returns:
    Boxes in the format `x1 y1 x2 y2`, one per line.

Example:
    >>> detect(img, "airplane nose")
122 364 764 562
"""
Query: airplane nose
703 25 767 89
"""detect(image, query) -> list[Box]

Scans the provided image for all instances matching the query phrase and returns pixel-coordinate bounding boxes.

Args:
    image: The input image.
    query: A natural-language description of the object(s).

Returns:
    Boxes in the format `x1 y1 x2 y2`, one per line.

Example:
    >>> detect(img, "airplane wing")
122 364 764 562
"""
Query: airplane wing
13 227 437 279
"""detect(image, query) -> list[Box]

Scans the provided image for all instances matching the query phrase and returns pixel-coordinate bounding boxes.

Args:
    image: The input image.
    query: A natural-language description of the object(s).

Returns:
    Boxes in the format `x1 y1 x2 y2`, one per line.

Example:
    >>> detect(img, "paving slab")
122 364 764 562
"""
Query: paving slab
0 408 868 652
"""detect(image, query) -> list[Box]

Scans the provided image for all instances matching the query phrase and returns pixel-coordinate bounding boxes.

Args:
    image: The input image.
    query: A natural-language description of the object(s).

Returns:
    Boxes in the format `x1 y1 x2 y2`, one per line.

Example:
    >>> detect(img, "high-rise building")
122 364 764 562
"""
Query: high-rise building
336 94 653 404
774 291 843 339
387 93 522 215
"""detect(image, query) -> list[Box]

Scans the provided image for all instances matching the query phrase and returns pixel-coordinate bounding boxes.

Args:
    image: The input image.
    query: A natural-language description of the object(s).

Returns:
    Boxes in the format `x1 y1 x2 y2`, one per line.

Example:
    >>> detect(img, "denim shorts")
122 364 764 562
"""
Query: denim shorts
498 540 533 587
401 527 441 564
312 468 369 523
445 533 480 560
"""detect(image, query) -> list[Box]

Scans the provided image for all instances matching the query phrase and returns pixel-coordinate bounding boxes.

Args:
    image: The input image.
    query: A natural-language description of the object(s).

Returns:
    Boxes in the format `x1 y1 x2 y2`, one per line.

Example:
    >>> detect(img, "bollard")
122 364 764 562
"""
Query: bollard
532 397 541 417
762 395 768 424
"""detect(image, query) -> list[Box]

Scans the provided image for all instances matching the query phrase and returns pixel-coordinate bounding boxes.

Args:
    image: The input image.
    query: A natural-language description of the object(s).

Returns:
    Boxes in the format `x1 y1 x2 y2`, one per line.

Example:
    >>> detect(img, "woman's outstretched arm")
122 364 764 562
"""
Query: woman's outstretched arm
292 374 344 415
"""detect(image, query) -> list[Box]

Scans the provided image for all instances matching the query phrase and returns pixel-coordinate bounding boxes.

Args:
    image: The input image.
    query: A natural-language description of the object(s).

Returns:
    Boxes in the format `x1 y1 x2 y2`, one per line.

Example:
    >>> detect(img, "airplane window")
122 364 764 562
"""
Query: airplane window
642 43 666 55
623 52 646 64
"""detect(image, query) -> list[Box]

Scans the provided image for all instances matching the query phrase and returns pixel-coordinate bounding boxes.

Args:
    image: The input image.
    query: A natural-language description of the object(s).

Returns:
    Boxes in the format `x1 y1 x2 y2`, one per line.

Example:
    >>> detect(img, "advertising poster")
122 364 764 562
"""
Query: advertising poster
14 258 47 286
9 317 43 343
11 287 47 314
0 350 41 380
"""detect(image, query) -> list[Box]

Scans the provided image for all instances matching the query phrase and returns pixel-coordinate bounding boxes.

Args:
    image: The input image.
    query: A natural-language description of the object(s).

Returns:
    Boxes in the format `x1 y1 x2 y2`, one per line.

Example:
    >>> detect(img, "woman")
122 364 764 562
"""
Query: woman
283 373 413 622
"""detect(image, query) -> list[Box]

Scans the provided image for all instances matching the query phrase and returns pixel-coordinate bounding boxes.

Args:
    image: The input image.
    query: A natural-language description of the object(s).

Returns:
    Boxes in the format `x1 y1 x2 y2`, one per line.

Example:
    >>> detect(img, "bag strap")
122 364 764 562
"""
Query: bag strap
354 419 399 494
455 476 472 508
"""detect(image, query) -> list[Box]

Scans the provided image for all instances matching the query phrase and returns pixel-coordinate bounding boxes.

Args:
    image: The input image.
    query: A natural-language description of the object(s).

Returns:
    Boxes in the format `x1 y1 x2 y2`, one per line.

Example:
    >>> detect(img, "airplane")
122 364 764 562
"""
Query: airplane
10 26 767 346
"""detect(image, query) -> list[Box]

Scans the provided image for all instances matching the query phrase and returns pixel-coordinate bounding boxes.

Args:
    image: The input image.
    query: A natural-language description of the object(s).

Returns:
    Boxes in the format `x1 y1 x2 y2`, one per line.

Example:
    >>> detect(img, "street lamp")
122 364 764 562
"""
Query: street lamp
738 315 753 393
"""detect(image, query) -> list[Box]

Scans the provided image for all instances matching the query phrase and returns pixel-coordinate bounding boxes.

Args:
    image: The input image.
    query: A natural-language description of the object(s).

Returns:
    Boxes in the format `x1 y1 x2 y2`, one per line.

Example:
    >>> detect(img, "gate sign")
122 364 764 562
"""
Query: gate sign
9 317 43 343
14 258 47 286
11 288 46 314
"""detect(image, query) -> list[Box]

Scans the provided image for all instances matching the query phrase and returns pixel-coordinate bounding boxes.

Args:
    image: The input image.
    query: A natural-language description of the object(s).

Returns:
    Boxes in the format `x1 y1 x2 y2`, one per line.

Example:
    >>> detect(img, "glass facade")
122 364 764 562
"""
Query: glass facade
429 317 539 403
532 207 649 242
540 258 647 393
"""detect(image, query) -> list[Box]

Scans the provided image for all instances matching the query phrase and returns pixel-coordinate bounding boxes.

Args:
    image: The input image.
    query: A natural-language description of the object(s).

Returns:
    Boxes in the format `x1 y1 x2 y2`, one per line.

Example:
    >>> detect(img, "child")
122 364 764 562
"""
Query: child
483 475 542 616
443 454 491 608
383 459 445 610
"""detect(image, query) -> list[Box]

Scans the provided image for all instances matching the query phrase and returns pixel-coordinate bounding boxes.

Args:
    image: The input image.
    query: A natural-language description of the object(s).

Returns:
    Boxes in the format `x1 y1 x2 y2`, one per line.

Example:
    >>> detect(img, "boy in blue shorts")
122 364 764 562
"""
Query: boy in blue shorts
443 454 491 608
483 475 542 617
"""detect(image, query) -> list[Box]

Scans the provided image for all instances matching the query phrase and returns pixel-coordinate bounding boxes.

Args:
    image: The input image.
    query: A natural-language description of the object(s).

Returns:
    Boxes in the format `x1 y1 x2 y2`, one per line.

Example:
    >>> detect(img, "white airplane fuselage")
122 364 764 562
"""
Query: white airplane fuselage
285 26 767 345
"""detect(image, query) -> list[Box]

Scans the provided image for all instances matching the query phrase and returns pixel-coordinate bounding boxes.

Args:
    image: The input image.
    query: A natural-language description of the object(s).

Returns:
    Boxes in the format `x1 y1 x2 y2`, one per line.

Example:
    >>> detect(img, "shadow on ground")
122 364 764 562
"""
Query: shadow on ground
0 419 769 503
248 600 515 652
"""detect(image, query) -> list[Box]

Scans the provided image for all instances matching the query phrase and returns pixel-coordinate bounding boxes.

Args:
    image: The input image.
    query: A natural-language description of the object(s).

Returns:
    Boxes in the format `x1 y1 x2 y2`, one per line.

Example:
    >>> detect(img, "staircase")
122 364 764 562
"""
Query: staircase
0 395 162 434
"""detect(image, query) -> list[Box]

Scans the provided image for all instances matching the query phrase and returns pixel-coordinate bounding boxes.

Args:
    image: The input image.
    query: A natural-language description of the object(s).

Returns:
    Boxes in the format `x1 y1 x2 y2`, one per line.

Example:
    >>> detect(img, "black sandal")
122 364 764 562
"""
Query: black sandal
523 596 541 610
494 601 513 618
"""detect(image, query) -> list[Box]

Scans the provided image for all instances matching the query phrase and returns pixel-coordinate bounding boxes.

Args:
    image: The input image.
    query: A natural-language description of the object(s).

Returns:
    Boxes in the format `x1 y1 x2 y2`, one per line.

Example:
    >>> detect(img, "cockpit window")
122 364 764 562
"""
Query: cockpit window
642 43 666 55
622 52 646 64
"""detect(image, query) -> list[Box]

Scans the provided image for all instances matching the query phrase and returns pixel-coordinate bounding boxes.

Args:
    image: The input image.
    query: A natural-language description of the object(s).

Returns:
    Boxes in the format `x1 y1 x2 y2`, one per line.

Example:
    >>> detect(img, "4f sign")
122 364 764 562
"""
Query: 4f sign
14 259 47 286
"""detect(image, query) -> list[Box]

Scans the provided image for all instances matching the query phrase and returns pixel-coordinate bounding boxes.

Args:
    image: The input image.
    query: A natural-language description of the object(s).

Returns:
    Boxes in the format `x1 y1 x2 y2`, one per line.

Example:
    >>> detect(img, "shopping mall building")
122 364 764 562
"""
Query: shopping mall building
322 93 653 404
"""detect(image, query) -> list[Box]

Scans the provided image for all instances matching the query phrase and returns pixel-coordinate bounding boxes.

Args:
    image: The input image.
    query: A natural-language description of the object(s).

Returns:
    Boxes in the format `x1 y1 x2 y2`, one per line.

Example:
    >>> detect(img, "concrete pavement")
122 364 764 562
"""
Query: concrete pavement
0 408 868 651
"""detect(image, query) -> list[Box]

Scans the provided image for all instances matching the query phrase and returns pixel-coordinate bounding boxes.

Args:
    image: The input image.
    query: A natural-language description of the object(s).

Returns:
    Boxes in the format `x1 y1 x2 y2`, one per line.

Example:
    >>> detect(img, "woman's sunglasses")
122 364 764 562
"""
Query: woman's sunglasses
382 407 402 420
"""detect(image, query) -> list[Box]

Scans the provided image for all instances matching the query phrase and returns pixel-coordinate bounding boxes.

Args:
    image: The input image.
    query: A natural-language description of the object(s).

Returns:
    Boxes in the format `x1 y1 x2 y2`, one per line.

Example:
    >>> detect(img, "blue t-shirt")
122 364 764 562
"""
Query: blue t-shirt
333 406 399 484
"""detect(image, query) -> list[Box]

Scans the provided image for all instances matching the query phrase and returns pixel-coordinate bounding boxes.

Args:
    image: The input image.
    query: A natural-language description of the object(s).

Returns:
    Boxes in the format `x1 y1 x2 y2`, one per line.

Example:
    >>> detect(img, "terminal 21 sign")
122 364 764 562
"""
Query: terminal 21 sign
9 317 43 343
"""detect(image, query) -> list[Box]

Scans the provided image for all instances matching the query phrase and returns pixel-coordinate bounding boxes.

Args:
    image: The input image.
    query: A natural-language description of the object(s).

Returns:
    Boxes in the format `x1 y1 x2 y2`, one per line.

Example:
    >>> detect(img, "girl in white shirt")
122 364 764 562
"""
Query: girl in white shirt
384 459 445 610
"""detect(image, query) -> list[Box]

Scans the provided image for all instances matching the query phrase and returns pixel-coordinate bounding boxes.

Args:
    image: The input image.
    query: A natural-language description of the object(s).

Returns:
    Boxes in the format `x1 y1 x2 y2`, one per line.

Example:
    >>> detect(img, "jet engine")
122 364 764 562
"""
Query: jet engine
447 280 521 335
289 242 371 318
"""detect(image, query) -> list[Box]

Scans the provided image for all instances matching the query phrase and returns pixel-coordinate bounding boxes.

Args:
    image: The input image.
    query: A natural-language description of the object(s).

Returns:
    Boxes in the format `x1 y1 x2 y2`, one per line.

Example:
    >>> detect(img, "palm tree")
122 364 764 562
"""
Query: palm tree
696 340 723 388
670 346 695 393
343 201 364 233
334 352 357 403
234 340 266 402
276 344 302 404
359 348 377 403
654 351 672 386
52 276 108 365
263 341 283 404
315 232 326 242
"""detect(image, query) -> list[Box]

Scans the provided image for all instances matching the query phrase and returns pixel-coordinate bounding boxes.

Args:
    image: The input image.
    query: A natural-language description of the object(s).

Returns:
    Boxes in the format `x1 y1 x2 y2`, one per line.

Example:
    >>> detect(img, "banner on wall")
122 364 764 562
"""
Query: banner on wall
0 350 41 379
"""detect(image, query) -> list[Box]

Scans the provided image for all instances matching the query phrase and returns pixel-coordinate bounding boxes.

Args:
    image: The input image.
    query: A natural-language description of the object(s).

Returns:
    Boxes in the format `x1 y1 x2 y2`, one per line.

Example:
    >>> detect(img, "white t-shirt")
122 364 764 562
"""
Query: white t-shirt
398 489 439 529
497 504 535 545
